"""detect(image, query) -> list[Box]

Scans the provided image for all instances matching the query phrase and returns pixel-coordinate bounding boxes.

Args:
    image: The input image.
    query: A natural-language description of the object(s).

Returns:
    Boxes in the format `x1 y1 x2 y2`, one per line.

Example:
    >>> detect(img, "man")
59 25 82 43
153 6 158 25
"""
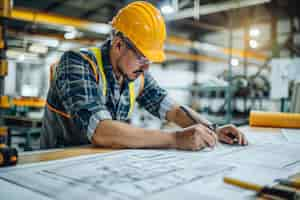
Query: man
41 1 247 150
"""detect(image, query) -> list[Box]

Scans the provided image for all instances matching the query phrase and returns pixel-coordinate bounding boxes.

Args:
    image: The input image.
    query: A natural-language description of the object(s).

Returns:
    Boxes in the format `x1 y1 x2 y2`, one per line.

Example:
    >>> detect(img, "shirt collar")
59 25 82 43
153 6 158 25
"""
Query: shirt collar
101 39 112 69
100 39 131 86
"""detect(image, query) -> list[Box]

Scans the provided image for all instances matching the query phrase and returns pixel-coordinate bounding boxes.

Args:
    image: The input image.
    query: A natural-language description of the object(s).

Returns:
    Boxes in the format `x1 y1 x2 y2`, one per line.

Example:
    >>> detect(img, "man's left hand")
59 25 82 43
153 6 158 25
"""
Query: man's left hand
216 124 248 146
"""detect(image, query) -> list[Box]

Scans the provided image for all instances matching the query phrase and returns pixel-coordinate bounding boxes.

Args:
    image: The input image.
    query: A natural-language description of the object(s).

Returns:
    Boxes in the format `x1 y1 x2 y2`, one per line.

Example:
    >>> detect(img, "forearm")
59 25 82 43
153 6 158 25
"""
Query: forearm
166 104 212 128
91 120 176 149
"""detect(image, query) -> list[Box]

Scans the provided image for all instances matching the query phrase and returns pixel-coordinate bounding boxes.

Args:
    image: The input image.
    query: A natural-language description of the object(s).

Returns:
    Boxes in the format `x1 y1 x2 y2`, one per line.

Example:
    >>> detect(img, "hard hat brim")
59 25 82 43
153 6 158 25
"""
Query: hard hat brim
143 49 166 63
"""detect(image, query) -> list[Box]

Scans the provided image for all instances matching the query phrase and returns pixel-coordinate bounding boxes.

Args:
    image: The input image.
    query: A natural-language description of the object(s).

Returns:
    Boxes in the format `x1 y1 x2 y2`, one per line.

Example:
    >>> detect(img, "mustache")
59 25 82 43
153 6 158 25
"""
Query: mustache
133 69 144 74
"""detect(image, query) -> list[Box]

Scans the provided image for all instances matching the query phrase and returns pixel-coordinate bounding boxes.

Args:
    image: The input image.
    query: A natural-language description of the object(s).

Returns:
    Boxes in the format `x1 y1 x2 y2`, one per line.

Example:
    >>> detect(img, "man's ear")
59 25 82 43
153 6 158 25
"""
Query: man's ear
112 37 123 52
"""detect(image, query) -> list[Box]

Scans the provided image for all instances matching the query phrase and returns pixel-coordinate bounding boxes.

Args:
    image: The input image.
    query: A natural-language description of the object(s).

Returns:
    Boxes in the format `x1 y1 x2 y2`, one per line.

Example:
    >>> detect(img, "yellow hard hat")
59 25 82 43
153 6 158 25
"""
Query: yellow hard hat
111 1 166 63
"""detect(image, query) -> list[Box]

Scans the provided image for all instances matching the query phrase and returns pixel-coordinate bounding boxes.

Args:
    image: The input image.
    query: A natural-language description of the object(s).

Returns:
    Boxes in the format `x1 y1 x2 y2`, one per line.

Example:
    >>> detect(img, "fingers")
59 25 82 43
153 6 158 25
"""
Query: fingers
202 125 218 145
219 125 248 146
240 131 248 145
236 129 247 145
193 133 206 151
218 133 234 144
195 126 217 148
175 128 207 151
176 124 243 151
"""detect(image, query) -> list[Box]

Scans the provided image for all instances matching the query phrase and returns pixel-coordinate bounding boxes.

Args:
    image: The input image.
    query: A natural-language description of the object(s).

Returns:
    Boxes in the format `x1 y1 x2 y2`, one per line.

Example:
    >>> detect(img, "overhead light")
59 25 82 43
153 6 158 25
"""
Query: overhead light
25 37 59 47
29 43 48 54
42 38 59 48
249 39 258 48
230 58 239 66
249 28 260 37
64 31 77 39
21 84 39 97
86 23 112 35
58 42 82 51
64 27 83 40
164 0 271 21
64 26 76 32
7 50 39 61
193 42 220 52
161 5 175 14
18 54 25 62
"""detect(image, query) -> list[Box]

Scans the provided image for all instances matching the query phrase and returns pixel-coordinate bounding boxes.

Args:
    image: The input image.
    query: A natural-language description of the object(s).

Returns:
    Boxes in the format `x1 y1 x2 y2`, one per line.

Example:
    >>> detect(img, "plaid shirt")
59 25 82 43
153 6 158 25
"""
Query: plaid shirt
41 40 175 148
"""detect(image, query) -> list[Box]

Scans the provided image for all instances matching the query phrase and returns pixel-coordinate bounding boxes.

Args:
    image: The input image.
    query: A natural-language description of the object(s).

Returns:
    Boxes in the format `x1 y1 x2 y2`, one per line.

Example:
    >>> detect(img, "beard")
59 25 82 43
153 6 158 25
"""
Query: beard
116 58 133 82
115 53 144 82
117 63 143 82
132 69 143 79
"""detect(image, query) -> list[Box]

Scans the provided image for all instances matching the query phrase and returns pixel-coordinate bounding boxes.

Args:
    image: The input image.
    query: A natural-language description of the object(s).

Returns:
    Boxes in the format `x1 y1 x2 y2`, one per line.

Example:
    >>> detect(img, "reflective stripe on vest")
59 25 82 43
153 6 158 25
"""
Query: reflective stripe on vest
89 47 136 116
47 48 142 118
89 47 106 96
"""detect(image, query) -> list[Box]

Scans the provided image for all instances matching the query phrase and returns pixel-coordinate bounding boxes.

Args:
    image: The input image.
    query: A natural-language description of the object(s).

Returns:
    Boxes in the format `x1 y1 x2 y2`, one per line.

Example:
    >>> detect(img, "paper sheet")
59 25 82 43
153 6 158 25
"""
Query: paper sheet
1 131 300 200
168 165 292 200
220 143 300 169
0 150 237 200
0 179 52 200
243 131 288 145
281 128 300 143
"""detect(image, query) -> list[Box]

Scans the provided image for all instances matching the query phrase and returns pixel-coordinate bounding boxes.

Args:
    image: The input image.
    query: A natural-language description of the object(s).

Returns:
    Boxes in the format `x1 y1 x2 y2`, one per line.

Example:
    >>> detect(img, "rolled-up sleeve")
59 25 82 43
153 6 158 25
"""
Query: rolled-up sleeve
136 71 176 120
55 51 112 141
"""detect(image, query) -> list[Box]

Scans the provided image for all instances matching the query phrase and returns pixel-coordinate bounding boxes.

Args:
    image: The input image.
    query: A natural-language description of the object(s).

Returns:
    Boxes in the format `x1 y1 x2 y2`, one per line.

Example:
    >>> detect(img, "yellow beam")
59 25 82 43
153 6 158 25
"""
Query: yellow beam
166 50 225 63
0 25 4 49
224 48 267 61
8 29 226 64
12 97 45 108
0 59 8 76
167 36 193 46
9 29 264 65
10 8 266 62
11 8 96 30
10 8 267 62
8 29 101 46
0 96 10 109
0 0 12 17
0 126 8 136
167 36 268 61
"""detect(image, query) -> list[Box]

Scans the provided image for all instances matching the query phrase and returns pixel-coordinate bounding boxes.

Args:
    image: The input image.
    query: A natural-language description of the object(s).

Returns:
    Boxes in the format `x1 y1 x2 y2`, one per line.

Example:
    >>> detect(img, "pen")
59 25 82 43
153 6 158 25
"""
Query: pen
179 105 218 148
275 179 300 189
224 177 299 200
179 105 216 132
179 106 240 144
179 105 200 124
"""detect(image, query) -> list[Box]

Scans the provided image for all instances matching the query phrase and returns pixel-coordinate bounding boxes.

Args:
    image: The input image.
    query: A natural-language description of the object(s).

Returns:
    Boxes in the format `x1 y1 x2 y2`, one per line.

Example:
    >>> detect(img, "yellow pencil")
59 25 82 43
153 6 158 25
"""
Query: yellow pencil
223 177 299 200
224 177 262 192
276 179 300 189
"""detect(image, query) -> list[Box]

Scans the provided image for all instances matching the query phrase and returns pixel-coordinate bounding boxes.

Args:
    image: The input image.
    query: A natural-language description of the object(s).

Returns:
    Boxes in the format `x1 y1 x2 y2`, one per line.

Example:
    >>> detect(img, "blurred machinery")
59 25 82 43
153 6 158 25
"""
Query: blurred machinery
0 0 298 149
1 96 44 151
0 127 18 167
190 71 271 125
0 0 10 111
270 58 300 112
290 81 300 113
1 1 42 151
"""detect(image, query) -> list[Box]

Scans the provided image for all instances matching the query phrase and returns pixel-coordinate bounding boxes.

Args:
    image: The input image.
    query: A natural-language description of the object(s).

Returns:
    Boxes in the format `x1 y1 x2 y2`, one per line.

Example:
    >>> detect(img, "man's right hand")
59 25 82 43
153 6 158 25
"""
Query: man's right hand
174 124 218 151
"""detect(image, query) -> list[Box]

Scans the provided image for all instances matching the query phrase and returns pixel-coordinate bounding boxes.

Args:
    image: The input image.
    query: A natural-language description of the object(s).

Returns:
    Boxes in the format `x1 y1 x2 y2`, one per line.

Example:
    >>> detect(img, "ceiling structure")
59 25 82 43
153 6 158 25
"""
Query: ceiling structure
4 0 300 63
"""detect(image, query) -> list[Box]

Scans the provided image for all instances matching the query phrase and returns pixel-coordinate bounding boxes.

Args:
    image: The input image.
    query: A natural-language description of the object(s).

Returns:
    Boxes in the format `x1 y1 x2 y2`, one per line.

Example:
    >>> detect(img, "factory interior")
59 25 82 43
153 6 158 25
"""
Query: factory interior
1 0 299 151
0 0 300 199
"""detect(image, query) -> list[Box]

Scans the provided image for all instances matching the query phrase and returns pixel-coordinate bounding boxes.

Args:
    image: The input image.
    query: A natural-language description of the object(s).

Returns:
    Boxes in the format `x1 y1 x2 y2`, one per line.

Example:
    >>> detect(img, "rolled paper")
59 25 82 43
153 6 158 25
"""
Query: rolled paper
249 111 300 128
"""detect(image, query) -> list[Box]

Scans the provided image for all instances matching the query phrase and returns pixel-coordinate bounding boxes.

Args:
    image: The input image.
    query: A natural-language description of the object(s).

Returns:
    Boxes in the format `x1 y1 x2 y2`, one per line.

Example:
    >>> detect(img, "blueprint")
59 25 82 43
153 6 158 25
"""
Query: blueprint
1 130 300 200
281 128 300 143
243 130 288 145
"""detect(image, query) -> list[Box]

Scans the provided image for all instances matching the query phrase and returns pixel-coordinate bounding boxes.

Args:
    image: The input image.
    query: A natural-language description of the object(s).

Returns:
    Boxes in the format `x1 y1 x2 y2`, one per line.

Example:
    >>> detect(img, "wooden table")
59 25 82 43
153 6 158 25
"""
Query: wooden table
15 126 300 200
18 145 116 165
18 126 283 165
